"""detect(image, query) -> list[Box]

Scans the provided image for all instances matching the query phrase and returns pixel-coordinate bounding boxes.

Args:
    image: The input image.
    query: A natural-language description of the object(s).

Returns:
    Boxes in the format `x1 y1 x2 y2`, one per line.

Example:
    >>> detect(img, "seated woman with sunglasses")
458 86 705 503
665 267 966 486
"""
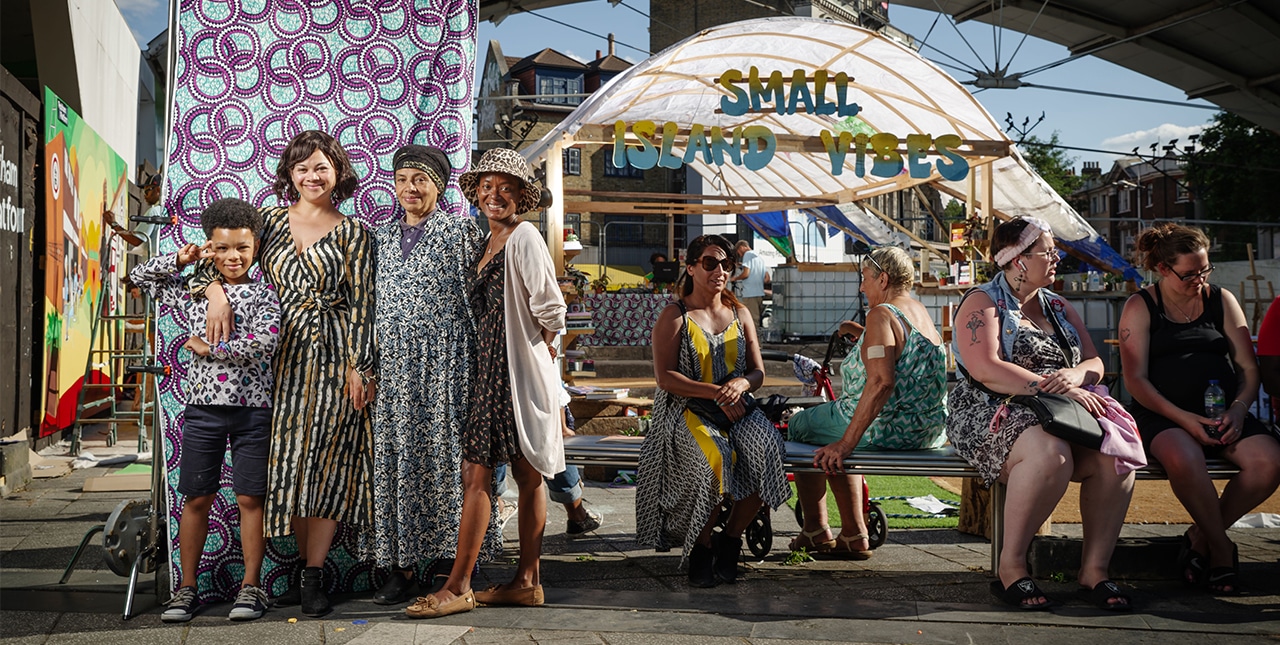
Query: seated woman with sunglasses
787 246 947 559
948 217 1134 611
1119 223 1280 596
636 235 790 589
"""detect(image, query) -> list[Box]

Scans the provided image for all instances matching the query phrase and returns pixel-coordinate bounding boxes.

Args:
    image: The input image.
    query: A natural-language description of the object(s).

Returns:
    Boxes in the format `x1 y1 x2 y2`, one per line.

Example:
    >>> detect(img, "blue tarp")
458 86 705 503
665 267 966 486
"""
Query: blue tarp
807 206 883 246
1058 235 1143 282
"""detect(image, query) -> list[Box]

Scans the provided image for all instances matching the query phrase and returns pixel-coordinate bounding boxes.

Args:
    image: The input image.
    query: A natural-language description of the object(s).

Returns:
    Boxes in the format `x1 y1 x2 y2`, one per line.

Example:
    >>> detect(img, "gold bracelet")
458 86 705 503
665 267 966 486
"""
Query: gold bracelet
1230 399 1248 412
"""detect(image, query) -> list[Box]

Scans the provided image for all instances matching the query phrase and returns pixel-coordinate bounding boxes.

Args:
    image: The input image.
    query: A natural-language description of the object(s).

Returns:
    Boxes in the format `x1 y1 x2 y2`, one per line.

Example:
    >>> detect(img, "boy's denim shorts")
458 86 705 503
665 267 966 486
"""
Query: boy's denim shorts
178 404 272 497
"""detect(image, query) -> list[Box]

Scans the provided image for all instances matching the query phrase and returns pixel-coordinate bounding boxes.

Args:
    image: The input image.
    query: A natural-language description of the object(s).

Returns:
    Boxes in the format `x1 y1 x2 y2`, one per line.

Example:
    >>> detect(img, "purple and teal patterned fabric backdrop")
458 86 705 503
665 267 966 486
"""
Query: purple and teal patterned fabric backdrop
579 294 674 346
158 0 477 600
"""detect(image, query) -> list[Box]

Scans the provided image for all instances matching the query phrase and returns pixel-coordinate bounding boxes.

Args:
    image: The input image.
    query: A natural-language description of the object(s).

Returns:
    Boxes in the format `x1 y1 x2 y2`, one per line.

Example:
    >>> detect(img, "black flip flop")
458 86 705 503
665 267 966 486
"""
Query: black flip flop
1078 580 1133 611
1206 566 1240 595
990 576 1055 610
1177 531 1207 585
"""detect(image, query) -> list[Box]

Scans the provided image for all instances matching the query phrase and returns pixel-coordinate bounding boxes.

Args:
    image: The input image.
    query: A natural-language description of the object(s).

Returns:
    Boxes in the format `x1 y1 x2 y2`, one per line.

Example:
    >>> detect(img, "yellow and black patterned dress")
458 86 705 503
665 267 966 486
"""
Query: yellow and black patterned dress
192 206 376 537
635 301 790 565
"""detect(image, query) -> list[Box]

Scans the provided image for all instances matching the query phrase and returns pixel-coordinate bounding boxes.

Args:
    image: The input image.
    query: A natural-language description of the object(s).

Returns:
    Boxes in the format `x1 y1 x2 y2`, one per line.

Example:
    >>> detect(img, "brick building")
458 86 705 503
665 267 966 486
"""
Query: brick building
476 38 678 268
1074 155 1194 261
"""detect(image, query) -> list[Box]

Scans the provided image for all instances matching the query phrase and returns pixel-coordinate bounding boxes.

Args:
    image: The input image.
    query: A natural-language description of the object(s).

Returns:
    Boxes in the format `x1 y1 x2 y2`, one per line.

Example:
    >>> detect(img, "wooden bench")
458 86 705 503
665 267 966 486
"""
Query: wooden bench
563 434 1242 574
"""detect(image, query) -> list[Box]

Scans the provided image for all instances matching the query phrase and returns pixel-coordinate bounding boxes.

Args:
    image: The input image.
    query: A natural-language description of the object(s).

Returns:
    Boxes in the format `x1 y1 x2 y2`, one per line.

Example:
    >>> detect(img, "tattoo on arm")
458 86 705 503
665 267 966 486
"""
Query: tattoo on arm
1119 328 1131 343
1027 380 1040 394
966 313 986 344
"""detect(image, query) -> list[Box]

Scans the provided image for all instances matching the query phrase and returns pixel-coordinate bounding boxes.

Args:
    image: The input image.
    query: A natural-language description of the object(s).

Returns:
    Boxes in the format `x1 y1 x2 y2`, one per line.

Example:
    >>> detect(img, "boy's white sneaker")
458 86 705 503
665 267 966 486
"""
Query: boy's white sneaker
228 584 269 621
162 585 198 623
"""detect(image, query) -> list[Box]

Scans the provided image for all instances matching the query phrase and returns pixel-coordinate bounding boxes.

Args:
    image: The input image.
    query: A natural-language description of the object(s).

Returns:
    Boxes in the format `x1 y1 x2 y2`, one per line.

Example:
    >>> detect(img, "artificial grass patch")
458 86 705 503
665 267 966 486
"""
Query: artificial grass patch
784 475 960 530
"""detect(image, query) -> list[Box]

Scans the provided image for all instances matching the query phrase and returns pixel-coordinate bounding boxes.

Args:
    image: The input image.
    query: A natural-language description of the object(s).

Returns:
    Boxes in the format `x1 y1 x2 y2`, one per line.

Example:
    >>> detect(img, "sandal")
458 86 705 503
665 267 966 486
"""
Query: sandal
788 527 836 553
1177 529 1207 585
1077 580 1133 612
827 533 872 560
990 576 1055 611
1206 544 1240 595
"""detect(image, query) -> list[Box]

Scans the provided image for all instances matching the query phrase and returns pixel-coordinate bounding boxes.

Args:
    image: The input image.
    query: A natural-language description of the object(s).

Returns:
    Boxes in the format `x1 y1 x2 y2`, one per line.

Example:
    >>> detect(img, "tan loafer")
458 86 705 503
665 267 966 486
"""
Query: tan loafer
405 590 475 618
474 584 544 607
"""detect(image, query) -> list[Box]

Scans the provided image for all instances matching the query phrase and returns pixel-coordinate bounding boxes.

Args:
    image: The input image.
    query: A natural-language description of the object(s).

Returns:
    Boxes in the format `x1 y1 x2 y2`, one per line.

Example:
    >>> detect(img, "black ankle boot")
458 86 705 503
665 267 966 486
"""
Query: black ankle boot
687 542 717 588
300 567 330 617
272 565 301 607
712 532 742 584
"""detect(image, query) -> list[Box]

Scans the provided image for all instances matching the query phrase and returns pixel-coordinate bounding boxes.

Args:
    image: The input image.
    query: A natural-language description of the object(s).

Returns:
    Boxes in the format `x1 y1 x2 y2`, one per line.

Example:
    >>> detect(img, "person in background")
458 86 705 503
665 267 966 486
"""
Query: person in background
787 247 947 559
637 234 789 588
196 130 376 617
405 148 565 619
368 144 487 605
136 199 280 623
1120 223 1280 596
645 252 668 285
949 217 1134 611
1256 295 1280 420
730 240 767 324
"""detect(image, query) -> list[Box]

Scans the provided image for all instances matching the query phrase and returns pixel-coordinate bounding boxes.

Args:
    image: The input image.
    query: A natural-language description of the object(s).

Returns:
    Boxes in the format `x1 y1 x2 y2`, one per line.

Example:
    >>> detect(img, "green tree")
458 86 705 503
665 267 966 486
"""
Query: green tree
1018 132 1083 201
1185 111 1280 260
942 199 965 221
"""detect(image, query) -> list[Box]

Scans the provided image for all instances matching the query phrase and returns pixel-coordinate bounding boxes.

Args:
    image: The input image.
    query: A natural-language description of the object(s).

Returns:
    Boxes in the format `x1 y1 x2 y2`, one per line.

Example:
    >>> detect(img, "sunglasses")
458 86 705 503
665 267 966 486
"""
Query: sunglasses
691 256 737 273
1168 264 1215 282
861 252 885 274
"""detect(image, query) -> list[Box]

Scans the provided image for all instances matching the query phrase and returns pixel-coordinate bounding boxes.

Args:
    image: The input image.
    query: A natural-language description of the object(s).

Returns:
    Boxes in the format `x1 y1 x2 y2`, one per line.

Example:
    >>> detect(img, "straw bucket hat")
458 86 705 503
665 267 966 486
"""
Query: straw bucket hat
459 148 543 214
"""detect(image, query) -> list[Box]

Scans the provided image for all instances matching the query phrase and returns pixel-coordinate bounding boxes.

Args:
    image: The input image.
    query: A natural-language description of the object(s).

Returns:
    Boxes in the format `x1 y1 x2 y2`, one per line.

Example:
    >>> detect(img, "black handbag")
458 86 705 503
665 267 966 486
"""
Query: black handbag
686 392 757 430
1010 392 1104 450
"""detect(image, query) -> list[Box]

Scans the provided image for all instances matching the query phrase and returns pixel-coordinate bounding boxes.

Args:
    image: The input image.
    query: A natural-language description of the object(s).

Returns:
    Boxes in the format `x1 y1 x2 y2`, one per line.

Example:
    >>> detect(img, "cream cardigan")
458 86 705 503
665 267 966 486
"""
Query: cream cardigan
499 221 567 478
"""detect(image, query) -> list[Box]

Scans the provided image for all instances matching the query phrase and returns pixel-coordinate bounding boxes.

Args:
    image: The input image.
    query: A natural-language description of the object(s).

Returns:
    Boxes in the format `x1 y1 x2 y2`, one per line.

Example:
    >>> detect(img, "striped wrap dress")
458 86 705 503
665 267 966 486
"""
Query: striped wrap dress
192 206 376 537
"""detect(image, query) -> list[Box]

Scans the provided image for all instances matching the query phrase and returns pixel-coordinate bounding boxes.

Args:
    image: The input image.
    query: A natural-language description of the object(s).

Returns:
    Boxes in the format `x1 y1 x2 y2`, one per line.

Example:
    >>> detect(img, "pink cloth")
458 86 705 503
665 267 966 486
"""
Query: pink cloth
1085 384 1147 475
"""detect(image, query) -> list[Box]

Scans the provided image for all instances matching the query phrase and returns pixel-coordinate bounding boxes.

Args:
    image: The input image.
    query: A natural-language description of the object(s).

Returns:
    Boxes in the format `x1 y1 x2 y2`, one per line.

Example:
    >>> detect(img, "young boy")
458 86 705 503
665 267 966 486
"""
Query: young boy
130 198 280 622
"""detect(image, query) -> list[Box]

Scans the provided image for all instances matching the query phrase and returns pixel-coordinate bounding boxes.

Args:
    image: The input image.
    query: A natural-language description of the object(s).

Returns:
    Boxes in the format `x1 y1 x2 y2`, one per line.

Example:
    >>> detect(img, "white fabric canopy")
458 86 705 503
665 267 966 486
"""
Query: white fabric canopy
523 17 1100 244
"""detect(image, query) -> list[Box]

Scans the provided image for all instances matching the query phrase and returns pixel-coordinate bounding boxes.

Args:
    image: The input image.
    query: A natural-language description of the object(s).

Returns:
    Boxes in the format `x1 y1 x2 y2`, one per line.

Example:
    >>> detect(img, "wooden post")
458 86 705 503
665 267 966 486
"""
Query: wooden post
545 140 565 276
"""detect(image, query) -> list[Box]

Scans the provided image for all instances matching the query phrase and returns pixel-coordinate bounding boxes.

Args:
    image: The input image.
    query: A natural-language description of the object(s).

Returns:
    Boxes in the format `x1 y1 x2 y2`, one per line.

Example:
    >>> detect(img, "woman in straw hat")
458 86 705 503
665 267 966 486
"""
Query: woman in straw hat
406 148 566 619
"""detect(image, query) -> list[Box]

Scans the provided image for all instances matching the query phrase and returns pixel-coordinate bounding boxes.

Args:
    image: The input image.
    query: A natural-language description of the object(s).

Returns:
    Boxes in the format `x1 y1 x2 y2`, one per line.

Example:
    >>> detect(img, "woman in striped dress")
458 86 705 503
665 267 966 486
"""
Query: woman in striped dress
198 130 376 617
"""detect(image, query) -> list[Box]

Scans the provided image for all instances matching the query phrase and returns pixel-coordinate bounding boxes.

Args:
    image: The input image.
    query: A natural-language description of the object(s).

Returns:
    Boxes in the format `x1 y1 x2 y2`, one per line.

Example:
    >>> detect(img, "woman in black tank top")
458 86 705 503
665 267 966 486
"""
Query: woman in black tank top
1119 224 1279 596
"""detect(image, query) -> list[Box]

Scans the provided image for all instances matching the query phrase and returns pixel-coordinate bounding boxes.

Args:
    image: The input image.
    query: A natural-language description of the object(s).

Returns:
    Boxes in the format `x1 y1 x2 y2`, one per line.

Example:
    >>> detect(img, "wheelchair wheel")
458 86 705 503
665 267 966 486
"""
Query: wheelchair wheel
867 502 887 549
744 509 772 560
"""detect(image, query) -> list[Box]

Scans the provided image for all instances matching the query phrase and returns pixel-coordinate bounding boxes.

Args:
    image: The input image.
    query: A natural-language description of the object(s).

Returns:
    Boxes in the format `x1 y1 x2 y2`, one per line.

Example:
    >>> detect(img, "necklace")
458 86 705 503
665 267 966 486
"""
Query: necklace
1161 285 1200 323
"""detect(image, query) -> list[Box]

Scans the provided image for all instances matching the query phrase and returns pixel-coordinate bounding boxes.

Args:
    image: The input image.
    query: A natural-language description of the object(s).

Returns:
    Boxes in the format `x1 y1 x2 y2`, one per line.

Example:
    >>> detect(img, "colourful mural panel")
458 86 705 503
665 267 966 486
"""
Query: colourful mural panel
40 88 130 438
161 1 477 600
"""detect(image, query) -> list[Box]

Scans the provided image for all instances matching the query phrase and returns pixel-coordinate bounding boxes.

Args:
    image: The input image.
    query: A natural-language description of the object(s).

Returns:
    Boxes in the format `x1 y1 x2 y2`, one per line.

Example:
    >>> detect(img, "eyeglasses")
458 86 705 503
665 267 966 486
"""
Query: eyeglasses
1022 248 1062 264
1169 264 1215 282
692 256 736 273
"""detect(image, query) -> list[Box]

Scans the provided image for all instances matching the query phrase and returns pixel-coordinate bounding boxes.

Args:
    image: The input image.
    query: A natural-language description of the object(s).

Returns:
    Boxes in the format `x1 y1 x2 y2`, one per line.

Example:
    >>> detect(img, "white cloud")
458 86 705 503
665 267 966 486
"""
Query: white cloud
1100 123 1207 156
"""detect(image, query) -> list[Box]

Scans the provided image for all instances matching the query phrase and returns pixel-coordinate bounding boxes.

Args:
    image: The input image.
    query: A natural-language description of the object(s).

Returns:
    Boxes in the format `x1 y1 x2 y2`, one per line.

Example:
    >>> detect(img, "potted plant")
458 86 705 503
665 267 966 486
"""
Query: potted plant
937 265 950 287
590 274 611 295
564 265 589 300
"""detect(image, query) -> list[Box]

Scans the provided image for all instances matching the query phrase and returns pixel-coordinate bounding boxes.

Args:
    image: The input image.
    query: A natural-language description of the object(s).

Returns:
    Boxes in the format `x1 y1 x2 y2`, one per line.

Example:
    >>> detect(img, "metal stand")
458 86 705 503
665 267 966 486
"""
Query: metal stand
59 525 106 584
990 482 1006 576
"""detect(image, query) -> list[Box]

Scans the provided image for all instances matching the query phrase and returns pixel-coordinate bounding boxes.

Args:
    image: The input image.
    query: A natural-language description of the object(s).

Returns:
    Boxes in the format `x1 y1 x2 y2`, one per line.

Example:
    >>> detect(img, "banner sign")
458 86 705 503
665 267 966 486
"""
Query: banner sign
40 87 129 438
611 67 971 180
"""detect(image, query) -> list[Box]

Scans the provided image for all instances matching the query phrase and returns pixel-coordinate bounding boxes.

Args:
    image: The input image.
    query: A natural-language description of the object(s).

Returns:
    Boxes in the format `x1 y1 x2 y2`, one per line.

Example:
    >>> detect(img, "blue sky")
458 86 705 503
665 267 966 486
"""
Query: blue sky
116 0 1218 168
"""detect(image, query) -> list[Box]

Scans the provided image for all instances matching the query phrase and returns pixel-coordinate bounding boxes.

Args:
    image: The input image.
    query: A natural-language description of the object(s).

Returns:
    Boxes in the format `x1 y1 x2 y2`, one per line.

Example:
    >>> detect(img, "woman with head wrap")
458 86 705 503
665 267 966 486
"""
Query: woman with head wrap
368 145 500 605
948 217 1135 611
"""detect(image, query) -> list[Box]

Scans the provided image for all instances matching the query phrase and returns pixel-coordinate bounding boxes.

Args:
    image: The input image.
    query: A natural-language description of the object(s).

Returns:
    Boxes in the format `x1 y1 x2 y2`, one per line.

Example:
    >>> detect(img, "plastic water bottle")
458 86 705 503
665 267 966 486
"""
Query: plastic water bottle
1204 380 1226 438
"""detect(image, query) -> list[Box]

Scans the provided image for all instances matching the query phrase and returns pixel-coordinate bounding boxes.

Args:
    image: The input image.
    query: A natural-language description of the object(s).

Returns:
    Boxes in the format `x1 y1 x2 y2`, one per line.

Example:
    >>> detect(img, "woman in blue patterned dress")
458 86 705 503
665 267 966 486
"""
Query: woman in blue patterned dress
636 234 790 588
368 145 501 605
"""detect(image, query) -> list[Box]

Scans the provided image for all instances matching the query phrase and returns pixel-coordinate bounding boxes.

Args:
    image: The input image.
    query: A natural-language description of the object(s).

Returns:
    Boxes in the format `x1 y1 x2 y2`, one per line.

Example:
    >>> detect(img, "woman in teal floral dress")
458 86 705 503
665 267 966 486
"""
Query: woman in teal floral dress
787 246 947 557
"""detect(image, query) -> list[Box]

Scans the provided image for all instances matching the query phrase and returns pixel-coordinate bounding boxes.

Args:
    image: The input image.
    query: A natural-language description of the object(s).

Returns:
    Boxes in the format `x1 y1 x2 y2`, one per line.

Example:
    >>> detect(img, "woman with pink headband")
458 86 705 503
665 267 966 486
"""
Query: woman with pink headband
947 217 1136 612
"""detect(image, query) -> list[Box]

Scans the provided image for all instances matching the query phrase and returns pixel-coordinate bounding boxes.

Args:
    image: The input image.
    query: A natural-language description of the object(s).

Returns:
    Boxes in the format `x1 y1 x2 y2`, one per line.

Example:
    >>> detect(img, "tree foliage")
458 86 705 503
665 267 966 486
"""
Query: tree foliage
1018 132 1083 201
1185 111 1280 260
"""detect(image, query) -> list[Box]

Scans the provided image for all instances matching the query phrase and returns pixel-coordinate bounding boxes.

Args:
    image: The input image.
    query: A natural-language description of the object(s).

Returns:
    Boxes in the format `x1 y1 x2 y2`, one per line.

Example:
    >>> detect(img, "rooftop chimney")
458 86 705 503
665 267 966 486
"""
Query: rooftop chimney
596 49 602 59
608 33 615 57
